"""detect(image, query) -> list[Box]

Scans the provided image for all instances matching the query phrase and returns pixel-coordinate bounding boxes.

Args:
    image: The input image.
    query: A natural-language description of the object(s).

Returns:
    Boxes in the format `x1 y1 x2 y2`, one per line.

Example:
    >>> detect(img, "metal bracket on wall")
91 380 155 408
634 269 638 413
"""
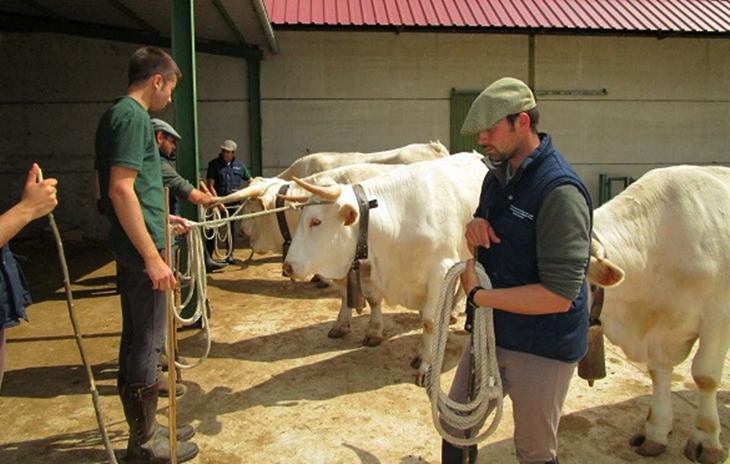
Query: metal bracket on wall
535 89 608 96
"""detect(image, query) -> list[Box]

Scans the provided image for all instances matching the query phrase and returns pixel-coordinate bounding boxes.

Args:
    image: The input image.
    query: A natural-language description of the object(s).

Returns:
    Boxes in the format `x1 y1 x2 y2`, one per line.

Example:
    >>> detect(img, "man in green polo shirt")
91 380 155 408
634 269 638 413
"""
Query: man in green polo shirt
94 46 199 463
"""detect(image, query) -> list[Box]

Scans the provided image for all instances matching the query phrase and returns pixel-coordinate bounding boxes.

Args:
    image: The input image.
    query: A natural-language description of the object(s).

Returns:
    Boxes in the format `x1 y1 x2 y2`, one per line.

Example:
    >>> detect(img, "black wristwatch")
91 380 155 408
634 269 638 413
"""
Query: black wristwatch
467 286 485 308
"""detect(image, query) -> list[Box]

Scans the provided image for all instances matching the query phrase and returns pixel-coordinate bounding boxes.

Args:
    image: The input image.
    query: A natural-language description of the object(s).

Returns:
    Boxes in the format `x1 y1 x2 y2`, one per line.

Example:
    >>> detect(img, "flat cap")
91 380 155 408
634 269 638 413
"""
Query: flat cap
460 77 536 135
150 118 181 140
221 139 237 152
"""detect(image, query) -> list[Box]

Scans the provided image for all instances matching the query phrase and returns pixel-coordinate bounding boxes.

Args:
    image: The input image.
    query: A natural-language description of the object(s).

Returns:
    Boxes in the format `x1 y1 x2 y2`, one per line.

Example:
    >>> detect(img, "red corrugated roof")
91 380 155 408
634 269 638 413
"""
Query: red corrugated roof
263 0 730 34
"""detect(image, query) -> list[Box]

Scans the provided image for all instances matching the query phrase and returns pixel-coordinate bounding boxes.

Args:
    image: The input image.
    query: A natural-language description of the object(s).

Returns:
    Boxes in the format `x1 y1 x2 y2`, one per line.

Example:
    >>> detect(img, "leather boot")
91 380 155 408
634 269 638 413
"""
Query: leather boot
118 375 196 443
159 352 188 372
156 365 186 398
123 382 199 463
442 440 477 464
205 252 227 273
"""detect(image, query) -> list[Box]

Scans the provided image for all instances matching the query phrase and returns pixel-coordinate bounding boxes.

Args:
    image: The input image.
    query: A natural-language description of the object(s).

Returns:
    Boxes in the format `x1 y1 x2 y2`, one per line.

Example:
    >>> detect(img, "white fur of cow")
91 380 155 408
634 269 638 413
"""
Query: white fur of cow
282 152 488 385
275 141 449 180
215 164 403 345
588 165 730 464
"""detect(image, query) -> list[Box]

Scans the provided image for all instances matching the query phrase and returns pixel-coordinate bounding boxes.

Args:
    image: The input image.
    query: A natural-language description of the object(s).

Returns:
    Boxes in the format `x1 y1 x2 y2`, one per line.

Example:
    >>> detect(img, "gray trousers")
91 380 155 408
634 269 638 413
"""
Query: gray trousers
448 337 576 463
115 251 167 386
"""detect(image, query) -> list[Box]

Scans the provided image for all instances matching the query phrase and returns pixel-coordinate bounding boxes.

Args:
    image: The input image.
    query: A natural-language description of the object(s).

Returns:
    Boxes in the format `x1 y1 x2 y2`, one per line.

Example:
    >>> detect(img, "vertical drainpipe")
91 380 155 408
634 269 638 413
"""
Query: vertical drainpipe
248 56 263 177
528 33 536 90
170 0 199 318
528 33 536 91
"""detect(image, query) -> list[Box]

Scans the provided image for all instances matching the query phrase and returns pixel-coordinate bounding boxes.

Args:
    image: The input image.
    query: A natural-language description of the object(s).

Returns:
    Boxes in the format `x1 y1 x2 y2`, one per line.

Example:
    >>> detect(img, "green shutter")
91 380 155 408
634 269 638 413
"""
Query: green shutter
450 89 481 154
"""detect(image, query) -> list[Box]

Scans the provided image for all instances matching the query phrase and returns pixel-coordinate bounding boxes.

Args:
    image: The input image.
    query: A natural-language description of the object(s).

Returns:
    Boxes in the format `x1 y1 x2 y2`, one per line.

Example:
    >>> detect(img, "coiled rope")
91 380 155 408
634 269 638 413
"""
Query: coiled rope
170 198 323 369
426 260 503 447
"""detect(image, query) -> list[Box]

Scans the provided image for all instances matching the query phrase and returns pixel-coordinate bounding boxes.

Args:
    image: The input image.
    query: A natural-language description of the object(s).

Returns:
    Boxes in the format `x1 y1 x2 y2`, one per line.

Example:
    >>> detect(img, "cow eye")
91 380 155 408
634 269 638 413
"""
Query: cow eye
310 218 321 227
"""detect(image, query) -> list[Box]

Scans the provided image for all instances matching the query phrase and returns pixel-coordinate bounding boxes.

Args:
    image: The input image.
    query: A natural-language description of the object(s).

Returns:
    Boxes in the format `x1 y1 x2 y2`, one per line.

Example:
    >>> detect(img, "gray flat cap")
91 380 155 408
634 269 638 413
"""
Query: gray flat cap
221 139 237 152
460 77 536 135
150 118 181 140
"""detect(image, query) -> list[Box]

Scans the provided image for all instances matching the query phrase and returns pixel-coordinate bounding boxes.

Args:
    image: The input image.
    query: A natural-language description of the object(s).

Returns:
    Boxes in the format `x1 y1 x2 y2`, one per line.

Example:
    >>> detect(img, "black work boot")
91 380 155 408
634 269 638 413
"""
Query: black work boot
118 378 197 448
442 439 478 464
205 252 227 273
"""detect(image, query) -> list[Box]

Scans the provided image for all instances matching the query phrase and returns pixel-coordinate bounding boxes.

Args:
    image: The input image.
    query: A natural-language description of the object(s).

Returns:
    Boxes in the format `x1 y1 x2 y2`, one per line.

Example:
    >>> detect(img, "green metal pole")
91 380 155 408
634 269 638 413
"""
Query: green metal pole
171 0 200 319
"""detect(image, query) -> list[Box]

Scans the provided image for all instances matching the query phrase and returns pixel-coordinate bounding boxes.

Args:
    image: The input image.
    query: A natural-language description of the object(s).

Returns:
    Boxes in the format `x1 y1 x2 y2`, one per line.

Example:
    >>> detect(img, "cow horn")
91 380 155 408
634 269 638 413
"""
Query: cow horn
210 184 264 206
292 176 342 201
277 194 311 203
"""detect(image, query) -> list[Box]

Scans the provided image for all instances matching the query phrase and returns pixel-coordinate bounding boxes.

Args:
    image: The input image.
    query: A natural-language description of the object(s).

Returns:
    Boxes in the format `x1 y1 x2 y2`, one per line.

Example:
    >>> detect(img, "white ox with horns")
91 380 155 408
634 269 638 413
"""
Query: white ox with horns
213 164 403 344
282 152 488 385
588 165 730 464
275 141 449 180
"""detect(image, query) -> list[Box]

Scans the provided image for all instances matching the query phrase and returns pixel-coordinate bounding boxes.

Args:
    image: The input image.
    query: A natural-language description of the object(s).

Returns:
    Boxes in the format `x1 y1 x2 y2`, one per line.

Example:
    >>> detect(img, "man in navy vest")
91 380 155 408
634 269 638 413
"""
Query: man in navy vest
443 77 592 464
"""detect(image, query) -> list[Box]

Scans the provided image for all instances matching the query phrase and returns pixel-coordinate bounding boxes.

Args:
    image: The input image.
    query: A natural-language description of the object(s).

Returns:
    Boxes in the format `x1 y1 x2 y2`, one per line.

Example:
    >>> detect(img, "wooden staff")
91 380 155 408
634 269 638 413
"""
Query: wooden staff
163 187 178 464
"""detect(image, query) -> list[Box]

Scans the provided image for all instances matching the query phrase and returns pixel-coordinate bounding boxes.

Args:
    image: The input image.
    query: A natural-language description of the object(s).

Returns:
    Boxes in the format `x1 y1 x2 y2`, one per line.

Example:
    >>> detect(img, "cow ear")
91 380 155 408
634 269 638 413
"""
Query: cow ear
341 204 358 226
587 256 625 287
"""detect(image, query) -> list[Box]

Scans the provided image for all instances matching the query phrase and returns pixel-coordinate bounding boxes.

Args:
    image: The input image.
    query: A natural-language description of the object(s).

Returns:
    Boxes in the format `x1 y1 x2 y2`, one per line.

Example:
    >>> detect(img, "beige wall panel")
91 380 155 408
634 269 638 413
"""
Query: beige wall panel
541 100 730 165
262 31 528 99
197 100 250 174
260 98 450 176
536 35 730 101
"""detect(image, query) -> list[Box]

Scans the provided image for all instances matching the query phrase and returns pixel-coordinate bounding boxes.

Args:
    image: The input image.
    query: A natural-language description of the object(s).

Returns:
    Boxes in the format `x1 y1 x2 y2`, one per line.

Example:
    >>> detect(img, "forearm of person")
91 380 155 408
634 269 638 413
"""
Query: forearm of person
0 205 35 247
472 283 573 315
109 182 160 262
187 189 213 206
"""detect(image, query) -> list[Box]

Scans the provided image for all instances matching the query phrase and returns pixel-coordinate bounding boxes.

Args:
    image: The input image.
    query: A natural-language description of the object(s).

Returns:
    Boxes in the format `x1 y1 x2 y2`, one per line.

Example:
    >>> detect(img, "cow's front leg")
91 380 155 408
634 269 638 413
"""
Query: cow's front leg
683 331 729 464
327 280 352 339
411 317 434 387
362 296 385 347
629 362 673 457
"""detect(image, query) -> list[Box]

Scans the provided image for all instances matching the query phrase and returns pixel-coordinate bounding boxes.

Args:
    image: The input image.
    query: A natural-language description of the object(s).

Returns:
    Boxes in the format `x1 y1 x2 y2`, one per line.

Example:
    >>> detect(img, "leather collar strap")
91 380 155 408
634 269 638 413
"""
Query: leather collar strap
590 285 604 324
275 183 292 257
353 184 377 260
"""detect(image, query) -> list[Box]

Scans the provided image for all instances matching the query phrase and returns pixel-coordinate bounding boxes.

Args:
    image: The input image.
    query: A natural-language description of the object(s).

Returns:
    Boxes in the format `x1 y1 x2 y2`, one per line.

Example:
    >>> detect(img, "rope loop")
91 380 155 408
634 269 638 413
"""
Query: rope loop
426 260 503 446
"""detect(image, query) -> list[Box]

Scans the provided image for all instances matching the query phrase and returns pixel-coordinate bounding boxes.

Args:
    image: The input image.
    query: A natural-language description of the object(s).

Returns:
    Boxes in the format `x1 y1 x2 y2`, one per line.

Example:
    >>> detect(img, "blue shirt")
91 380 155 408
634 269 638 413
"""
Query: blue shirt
206 154 251 198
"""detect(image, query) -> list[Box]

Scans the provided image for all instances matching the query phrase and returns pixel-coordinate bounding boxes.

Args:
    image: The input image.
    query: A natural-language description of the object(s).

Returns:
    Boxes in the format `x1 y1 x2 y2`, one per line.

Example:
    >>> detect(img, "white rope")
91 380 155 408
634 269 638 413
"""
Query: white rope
203 206 234 260
169 217 212 370
426 260 503 447
168 197 332 370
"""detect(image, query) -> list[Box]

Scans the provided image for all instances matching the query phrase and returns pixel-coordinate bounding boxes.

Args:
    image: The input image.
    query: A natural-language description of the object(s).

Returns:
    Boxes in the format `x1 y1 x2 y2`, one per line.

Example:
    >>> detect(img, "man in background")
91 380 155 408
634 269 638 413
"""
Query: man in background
206 139 251 264
152 118 226 274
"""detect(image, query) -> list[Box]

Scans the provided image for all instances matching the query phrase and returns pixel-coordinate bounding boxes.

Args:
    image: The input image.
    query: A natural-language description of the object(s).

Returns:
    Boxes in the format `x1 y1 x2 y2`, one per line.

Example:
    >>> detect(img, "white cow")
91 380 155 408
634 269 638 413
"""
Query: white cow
282 152 488 385
213 164 402 344
275 141 449 180
588 165 730 464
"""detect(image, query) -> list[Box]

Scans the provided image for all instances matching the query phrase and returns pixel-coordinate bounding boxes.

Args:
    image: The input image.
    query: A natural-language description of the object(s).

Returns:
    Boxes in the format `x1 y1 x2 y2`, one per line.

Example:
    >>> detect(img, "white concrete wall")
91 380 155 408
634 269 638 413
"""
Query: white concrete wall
1 30 729 241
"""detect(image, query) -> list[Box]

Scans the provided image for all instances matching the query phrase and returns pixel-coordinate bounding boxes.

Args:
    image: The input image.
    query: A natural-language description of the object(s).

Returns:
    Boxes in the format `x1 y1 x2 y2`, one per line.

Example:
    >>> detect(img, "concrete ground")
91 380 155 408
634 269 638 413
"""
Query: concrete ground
0 238 728 463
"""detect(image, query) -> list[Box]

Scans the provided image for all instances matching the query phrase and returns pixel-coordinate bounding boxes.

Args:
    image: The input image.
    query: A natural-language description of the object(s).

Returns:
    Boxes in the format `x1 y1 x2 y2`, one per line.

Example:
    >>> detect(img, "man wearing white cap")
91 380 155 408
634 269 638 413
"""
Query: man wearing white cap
206 139 251 264
443 77 593 464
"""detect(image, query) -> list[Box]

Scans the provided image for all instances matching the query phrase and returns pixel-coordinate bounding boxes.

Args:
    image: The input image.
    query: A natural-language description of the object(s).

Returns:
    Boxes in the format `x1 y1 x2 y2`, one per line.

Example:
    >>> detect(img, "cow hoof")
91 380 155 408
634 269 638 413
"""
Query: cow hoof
628 433 645 447
629 434 666 457
684 438 726 464
362 335 384 347
414 371 425 387
327 326 350 338
409 355 422 370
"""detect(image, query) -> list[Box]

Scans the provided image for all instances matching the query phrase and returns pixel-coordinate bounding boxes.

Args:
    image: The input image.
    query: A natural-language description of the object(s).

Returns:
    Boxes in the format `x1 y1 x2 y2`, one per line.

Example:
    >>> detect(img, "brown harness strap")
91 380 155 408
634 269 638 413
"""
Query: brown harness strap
275 183 292 258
